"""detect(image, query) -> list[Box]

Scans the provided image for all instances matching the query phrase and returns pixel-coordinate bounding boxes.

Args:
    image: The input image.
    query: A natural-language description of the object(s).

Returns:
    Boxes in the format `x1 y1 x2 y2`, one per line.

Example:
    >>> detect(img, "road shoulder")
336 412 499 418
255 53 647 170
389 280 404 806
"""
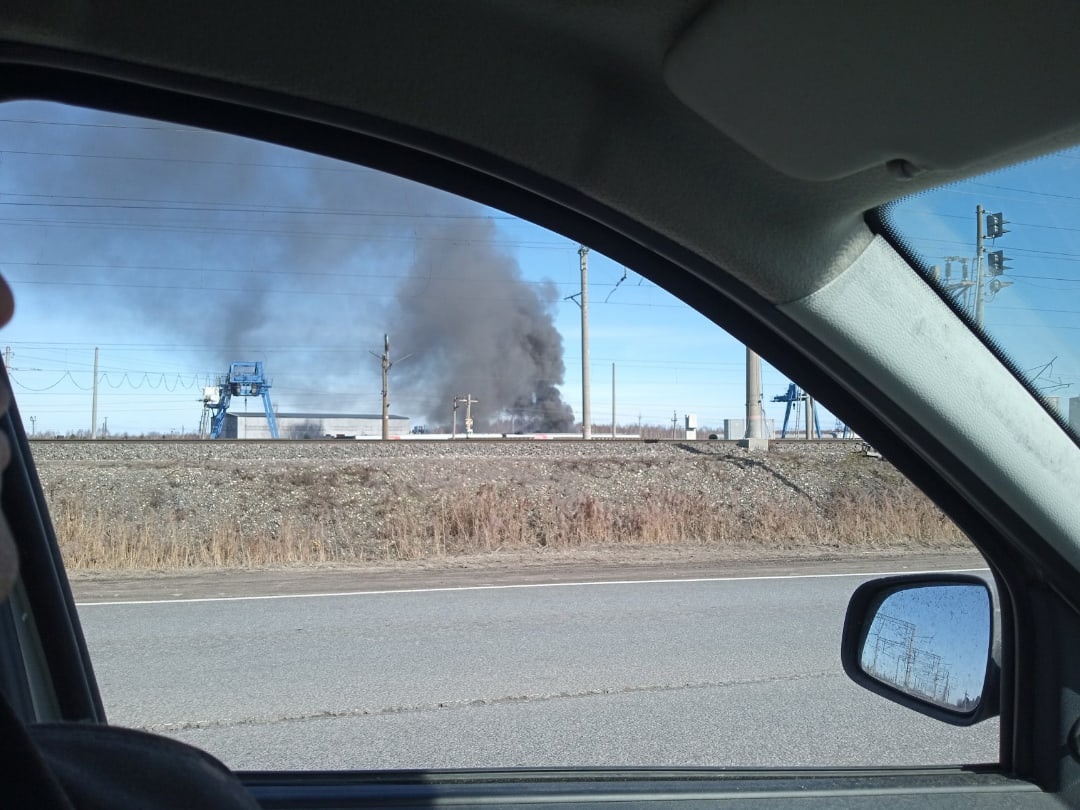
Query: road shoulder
68 547 987 602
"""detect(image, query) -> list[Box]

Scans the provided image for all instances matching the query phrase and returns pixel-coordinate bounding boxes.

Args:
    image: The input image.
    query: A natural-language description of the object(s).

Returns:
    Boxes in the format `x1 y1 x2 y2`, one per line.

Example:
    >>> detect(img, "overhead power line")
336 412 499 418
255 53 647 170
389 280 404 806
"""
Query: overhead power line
0 146 376 173
3 275 680 307
0 194 523 221
0 215 572 249
0 117 209 132
0 259 649 290
9 370 201 393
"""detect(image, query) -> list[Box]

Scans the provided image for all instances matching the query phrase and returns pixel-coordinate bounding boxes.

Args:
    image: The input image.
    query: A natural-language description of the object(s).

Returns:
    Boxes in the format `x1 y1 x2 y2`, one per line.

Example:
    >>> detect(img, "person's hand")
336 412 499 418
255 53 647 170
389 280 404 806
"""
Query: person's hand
0 277 18 599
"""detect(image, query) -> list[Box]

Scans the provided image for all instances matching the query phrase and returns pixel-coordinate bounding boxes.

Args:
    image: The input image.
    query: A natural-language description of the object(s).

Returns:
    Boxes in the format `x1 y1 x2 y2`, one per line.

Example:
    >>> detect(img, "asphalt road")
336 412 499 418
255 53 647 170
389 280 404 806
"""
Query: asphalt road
75 568 999 771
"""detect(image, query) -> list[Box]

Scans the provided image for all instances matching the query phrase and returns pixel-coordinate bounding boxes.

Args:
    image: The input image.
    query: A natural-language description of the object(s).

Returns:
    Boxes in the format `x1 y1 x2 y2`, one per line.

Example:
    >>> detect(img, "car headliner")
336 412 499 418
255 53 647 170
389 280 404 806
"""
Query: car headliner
0 1 1078 581
4 1 1080 306
5 3 1080 801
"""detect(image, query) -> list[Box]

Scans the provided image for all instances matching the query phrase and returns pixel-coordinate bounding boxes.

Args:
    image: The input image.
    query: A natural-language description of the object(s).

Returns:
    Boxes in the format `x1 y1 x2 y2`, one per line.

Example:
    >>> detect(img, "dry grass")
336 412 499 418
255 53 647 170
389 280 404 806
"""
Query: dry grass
53 500 345 569
51 484 967 571
384 486 965 559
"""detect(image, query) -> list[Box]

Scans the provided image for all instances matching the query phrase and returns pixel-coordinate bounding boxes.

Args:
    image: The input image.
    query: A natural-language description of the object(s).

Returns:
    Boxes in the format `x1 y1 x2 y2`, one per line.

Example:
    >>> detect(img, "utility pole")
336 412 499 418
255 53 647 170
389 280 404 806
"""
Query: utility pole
974 204 987 328
982 208 1013 323
3 346 10 369
739 347 768 450
369 334 411 440
805 395 813 440
579 245 591 439
91 347 99 440
29 416 35 436
452 394 477 438
611 362 616 439
375 335 392 441
941 256 975 313
671 410 677 440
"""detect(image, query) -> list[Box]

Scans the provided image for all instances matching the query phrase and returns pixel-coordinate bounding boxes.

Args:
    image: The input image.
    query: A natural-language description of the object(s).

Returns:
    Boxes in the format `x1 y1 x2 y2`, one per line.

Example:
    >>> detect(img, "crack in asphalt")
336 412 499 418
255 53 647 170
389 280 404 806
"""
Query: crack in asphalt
138 670 841 733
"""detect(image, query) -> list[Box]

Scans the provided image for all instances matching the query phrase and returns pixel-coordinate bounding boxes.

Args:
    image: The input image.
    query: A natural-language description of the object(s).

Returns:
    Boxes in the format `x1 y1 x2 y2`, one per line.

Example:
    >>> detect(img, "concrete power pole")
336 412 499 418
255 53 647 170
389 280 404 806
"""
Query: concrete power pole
611 362 616 439
369 334 411 440
380 335 391 440
579 245 591 439
91 346 99 440
739 347 768 451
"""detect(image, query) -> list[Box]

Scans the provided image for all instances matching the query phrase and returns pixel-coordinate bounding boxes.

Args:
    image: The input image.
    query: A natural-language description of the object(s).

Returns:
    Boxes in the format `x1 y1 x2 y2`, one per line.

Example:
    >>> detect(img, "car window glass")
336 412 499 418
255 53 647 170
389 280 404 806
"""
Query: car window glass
883 151 1080 436
0 101 995 769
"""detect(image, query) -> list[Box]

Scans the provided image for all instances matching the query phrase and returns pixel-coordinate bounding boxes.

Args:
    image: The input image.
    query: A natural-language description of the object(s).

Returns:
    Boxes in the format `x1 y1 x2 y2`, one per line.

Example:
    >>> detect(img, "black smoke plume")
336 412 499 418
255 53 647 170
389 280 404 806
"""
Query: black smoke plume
0 103 576 431
388 219 574 432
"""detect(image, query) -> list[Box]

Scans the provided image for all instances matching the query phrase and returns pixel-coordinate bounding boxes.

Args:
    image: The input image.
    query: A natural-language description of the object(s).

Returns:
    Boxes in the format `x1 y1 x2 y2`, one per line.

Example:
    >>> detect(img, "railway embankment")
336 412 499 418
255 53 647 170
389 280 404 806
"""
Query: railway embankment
29 439 971 571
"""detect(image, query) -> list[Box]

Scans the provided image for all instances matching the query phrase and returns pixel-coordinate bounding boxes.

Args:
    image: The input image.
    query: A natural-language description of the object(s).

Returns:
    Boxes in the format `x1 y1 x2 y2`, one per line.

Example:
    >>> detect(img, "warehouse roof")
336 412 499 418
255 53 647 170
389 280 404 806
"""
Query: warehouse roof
227 412 409 420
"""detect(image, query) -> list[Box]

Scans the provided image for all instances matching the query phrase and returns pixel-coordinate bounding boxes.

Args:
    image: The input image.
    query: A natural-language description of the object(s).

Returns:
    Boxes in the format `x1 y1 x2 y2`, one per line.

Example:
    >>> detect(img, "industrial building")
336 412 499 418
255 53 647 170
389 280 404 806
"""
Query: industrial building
222 412 409 439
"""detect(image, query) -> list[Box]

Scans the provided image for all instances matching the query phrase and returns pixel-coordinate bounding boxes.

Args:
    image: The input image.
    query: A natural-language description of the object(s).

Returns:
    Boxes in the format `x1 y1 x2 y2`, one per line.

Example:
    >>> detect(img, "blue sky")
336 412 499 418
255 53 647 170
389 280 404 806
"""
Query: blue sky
3 101 1073 438
888 154 1080 412
861 583 991 707
0 101 834 437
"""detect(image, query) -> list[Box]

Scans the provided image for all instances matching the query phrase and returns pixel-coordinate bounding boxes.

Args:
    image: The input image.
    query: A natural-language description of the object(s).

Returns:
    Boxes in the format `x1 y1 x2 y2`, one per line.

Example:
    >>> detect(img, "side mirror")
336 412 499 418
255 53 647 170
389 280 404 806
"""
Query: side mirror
842 574 999 726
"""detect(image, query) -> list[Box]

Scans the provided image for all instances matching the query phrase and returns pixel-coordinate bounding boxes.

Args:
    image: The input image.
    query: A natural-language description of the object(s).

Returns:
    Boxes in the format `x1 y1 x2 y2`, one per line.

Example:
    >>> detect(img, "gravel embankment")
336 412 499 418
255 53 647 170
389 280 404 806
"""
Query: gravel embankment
28 439 968 569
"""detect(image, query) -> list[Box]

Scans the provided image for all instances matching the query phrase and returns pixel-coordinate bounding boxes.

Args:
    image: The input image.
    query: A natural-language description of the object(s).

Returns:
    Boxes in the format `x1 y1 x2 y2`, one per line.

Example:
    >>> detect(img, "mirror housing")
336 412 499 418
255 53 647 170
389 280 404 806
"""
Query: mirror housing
842 574 999 726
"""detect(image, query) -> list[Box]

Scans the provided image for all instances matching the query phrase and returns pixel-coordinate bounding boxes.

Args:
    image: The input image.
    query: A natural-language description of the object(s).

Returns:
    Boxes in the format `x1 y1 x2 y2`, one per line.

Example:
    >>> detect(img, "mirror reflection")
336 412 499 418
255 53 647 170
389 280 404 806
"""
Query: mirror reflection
860 583 991 712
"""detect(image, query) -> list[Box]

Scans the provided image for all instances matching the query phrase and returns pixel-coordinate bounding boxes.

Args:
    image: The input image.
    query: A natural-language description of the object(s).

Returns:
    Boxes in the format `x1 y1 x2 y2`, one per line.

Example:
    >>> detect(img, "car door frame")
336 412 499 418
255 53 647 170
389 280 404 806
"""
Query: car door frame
0 53 1077 803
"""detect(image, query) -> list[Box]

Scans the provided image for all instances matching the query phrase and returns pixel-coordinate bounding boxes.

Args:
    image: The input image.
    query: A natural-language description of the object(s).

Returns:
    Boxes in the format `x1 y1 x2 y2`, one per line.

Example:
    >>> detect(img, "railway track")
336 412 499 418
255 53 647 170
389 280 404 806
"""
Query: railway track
27 437 858 445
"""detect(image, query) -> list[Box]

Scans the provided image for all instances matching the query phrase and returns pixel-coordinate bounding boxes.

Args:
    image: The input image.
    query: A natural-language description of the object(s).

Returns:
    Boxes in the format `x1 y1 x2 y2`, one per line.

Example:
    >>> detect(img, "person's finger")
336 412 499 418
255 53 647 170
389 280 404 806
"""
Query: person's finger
0 276 13 331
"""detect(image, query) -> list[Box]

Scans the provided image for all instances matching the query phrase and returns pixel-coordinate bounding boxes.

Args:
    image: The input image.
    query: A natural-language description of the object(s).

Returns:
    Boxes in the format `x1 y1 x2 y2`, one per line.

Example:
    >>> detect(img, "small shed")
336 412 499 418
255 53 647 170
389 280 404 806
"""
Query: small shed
222 412 409 439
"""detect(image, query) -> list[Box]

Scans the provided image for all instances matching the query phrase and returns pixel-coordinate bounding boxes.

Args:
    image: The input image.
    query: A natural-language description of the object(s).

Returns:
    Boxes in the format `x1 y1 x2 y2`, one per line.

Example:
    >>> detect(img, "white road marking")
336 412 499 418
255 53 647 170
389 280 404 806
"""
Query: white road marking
75 567 991 608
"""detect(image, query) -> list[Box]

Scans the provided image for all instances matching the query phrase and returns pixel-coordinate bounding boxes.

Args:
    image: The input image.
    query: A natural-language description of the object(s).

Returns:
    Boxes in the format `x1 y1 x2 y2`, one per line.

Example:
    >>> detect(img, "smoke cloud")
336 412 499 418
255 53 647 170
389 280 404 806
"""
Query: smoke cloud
0 102 576 431
388 218 574 432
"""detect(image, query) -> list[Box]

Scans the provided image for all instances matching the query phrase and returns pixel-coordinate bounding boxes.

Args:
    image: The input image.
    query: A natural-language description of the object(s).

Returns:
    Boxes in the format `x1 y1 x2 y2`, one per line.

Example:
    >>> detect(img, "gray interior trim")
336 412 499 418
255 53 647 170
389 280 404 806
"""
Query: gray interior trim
9 578 60 722
780 236 1080 572
665 1 1080 181
4 2 1080 305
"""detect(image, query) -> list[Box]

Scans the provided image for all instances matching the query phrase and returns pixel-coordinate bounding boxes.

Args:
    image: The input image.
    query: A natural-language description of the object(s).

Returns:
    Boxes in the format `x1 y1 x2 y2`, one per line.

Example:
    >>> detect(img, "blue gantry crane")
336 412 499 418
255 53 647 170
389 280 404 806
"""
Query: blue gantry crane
202 361 279 439
771 382 822 439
